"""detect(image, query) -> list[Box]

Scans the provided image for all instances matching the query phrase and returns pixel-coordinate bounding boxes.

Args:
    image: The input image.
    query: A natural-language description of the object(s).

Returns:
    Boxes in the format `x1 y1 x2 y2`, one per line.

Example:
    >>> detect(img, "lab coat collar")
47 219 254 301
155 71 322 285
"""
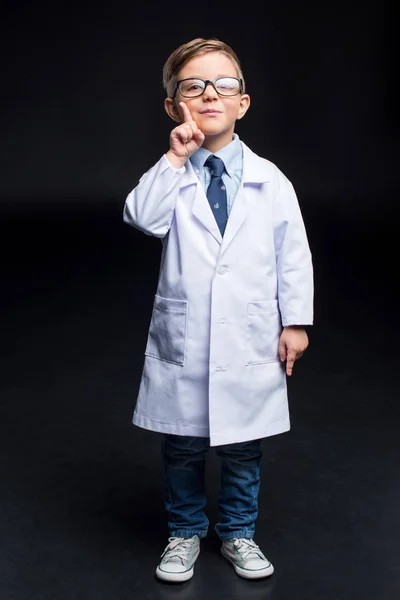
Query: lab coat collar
241 141 272 183
180 140 271 189
179 140 271 253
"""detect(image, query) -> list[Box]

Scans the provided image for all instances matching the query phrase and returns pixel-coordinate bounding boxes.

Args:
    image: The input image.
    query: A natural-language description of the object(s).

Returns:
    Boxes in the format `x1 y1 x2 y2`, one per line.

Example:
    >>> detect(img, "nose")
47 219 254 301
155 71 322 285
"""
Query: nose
202 81 219 99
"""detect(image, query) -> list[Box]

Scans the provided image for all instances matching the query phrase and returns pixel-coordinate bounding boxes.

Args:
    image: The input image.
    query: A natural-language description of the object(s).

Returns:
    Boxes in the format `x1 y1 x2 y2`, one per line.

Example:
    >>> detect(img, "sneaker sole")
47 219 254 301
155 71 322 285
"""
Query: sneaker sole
155 565 195 583
221 546 274 580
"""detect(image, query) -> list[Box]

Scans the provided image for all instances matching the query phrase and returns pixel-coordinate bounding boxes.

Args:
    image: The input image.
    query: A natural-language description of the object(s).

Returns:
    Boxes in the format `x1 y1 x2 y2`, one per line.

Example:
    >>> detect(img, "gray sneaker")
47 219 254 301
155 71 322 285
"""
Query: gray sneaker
221 538 274 579
156 536 200 582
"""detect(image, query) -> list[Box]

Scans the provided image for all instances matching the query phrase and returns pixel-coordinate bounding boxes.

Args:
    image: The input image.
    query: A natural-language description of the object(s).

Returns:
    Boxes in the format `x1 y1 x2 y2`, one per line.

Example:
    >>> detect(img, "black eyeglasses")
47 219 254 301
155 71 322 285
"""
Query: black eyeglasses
173 77 243 98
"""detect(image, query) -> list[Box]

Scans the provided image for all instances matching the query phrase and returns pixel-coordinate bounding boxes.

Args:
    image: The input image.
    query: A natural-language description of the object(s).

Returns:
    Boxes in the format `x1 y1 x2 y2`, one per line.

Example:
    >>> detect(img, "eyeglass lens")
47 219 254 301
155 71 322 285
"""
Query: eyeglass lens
179 78 240 97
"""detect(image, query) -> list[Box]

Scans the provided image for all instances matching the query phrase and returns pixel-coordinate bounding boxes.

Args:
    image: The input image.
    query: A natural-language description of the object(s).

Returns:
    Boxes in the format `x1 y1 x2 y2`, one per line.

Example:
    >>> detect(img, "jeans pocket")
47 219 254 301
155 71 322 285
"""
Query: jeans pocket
145 295 188 366
245 299 281 365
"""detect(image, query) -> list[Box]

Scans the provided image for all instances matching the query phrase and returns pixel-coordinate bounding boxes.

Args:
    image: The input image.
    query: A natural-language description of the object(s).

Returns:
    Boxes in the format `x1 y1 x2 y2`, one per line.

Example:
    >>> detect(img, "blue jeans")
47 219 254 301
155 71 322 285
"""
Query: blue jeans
161 434 263 541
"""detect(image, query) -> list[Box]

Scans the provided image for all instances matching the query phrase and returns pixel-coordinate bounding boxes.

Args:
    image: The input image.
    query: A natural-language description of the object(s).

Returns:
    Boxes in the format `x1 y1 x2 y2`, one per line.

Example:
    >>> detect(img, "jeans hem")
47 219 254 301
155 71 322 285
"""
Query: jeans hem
169 529 208 539
215 528 255 541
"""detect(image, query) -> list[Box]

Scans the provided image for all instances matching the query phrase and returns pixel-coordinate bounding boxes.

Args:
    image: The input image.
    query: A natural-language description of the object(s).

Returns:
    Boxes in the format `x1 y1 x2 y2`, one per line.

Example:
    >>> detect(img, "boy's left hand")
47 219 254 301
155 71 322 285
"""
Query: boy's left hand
279 326 309 376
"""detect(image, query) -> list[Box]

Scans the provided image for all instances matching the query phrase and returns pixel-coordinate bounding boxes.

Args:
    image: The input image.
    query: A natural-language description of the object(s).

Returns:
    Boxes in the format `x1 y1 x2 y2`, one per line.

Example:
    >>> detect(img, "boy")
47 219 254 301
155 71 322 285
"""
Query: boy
123 38 313 582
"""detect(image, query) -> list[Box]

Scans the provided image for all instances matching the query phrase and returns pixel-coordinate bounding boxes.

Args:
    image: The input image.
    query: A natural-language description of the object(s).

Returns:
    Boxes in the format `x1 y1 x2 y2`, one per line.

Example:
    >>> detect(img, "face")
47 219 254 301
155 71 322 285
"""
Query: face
165 52 250 151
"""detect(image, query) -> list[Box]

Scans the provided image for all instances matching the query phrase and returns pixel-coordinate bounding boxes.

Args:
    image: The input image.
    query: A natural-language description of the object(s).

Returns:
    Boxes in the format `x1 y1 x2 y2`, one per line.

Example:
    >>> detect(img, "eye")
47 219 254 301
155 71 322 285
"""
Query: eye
216 78 240 92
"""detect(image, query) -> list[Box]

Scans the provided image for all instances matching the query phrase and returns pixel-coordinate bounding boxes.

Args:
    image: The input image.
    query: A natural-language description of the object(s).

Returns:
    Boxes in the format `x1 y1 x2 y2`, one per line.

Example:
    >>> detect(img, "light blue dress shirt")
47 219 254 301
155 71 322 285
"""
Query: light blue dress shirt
189 133 243 217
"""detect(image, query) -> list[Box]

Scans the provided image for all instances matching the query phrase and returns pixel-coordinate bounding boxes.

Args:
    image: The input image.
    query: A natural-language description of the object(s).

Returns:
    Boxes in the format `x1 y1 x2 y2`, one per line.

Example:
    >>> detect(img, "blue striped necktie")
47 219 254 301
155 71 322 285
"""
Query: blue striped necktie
204 155 228 236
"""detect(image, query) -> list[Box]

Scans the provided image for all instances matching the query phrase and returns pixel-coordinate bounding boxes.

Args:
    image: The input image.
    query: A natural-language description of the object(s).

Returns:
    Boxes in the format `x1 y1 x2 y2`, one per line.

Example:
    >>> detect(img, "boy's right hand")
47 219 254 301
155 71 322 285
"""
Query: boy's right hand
166 102 205 168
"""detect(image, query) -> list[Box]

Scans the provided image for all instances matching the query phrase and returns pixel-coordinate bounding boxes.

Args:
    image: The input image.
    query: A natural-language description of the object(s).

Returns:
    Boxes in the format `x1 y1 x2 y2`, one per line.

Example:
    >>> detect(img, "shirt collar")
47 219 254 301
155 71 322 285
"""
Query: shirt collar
190 132 242 178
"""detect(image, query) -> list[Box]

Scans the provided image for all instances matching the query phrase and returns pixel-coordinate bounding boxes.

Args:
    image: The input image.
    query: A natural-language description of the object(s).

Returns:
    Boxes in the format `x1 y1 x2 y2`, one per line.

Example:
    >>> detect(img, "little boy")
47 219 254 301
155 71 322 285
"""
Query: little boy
123 37 313 582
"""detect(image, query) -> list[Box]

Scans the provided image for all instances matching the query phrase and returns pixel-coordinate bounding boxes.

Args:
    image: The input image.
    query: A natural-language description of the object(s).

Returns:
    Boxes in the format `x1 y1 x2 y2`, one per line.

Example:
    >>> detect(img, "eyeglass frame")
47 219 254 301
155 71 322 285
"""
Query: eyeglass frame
172 77 244 99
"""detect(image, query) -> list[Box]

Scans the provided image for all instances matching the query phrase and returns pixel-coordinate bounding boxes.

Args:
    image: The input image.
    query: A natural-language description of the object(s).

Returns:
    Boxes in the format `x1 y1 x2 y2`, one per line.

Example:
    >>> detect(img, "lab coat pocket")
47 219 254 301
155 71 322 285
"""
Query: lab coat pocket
246 300 281 365
145 295 188 366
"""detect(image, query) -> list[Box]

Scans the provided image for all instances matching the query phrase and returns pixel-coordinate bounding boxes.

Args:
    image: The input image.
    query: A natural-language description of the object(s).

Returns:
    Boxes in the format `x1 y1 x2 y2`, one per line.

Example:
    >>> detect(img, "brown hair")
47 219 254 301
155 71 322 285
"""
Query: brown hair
162 37 246 99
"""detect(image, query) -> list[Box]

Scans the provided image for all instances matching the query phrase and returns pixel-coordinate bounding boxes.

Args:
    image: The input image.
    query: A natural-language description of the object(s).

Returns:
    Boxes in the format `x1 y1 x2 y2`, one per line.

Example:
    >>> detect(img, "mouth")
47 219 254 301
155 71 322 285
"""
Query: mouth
200 110 222 114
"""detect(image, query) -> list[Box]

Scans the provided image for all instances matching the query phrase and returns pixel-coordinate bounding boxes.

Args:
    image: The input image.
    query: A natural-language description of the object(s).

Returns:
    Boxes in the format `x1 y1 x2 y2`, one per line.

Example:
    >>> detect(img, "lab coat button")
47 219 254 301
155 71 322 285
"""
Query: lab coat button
218 265 228 275
218 319 227 324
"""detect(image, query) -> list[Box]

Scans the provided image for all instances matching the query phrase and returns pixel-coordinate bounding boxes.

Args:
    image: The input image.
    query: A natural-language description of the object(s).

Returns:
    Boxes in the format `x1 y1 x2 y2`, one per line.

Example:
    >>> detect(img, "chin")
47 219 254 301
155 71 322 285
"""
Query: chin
202 125 228 135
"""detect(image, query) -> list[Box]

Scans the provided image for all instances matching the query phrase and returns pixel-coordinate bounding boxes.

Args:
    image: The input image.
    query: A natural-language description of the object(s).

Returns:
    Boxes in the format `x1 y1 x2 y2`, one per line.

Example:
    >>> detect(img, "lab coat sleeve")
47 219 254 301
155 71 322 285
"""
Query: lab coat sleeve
272 173 314 327
123 154 185 238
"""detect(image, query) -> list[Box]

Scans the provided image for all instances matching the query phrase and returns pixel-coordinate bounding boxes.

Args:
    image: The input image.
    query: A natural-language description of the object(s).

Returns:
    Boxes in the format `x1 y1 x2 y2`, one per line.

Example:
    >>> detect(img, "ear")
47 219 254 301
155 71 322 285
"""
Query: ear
165 98 182 123
236 93 251 120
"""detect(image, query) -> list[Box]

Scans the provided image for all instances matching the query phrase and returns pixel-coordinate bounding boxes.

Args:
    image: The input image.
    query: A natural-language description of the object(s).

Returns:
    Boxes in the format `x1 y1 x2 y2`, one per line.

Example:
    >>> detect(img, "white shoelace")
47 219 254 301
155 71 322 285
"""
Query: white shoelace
231 538 265 560
161 537 196 564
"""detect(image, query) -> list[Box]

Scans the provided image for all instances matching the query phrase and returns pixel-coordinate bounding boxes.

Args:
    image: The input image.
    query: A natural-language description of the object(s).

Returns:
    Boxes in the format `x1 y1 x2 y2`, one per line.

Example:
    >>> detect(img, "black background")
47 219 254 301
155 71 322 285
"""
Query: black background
1 0 397 207
2 2 399 599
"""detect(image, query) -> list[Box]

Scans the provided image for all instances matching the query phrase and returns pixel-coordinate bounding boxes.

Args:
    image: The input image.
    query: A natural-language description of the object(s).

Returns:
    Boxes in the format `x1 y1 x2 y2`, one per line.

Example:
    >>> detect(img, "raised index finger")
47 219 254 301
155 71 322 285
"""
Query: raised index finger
180 101 193 123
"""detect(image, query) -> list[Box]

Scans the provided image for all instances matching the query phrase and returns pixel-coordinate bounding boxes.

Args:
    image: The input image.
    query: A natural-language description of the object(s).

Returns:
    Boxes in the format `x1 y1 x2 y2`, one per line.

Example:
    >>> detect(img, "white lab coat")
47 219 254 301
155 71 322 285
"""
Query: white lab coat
123 140 313 446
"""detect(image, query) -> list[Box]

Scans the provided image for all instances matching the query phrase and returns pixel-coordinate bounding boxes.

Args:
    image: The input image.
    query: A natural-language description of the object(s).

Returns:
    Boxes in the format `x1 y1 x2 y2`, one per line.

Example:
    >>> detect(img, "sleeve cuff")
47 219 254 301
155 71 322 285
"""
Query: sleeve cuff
163 153 186 173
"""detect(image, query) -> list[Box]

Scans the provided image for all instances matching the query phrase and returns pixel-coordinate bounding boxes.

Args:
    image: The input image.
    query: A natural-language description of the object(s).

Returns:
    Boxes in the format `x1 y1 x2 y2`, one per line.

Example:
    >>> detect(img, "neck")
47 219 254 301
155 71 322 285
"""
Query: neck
202 129 234 153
